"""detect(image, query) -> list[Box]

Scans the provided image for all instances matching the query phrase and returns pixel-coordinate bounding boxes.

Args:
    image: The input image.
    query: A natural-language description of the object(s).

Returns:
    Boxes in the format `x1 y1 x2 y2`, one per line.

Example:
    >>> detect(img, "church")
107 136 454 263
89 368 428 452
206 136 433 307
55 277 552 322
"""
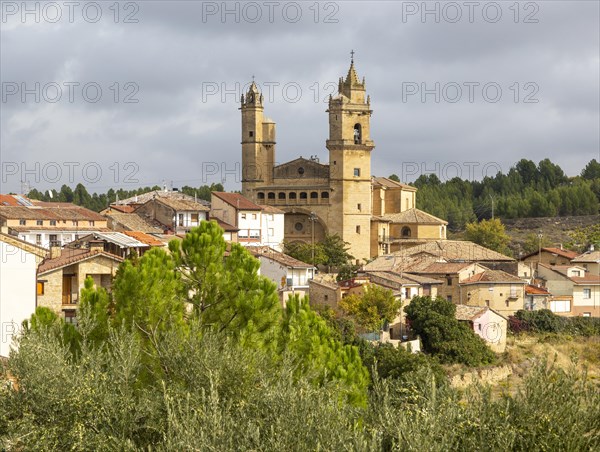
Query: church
240 57 447 262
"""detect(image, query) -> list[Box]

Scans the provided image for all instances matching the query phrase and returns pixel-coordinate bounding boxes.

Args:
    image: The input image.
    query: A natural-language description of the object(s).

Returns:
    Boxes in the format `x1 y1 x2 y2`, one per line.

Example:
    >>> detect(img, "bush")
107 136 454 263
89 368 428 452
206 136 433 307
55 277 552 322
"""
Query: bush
510 310 600 336
404 296 496 366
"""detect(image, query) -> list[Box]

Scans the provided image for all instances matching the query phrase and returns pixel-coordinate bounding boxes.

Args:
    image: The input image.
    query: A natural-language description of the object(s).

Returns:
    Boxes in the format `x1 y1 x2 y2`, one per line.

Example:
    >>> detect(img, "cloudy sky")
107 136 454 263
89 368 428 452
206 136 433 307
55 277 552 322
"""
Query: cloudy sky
1 1 599 195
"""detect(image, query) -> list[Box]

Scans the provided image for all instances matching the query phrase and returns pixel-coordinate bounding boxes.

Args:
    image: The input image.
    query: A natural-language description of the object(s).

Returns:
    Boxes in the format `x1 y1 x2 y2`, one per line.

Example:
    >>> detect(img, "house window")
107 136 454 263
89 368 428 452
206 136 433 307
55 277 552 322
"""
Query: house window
446 277 453 286
37 281 45 295
36 220 43 226
321 192 329 199
19 219 26 225
89 221 95 226
36 234 42 245
191 213 199 222
252 213 257 220
485 300 490 307
249 131 254 137
572 270 581 276
50 220 56 226
324 295 329 301
356 225 361 234
268 192 275 199
401 226 411 238
583 288 591 299
357 203 362 211
289 192 297 200
64 310 77 325
583 312 591 317
300 192 307 199
72 221 78 226
447 295 452 303
241 213 247 220
268 214 274 220
268 228 274 236
278 192 286 200
550 299 570 313
353 168 360 177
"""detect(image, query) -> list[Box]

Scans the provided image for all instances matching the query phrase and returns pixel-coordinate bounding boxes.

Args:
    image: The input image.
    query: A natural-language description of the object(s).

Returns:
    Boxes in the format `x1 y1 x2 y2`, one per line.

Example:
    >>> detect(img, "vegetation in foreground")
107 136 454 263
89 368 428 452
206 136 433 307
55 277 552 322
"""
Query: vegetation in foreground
1 222 599 450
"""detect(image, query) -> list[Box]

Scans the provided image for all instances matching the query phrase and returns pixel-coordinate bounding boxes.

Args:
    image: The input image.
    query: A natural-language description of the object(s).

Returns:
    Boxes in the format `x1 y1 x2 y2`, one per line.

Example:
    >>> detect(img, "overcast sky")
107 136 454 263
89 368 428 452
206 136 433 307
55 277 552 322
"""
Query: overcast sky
1 1 599 195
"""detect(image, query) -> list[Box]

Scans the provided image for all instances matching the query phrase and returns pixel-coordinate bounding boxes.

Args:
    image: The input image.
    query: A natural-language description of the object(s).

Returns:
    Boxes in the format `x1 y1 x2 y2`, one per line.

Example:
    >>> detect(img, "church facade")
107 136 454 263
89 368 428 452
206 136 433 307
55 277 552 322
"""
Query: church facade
240 60 447 262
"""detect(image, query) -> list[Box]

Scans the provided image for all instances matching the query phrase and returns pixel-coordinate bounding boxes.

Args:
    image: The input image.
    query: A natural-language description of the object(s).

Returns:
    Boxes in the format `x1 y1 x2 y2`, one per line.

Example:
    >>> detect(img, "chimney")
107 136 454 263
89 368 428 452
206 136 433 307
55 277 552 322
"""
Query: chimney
0 222 8 234
49 244 62 259
89 240 104 254
590 244 595 252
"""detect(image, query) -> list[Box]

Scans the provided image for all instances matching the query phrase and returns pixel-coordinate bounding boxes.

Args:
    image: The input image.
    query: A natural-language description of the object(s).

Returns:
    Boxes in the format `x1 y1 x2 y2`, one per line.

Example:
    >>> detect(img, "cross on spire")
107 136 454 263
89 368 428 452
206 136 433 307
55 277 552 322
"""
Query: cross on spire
350 49 355 63
252 74 255 82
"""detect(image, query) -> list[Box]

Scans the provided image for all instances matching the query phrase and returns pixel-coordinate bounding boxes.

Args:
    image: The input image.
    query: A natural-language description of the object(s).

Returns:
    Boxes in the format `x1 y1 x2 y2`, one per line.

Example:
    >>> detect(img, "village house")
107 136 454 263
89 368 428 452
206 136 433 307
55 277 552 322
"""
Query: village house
249 246 315 305
37 244 123 322
571 248 600 275
524 284 553 311
537 264 600 317
104 210 165 234
521 246 579 270
454 305 508 353
211 192 285 250
64 231 157 258
458 269 527 317
0 196 108 249
134 196 210 234
0 229 46 357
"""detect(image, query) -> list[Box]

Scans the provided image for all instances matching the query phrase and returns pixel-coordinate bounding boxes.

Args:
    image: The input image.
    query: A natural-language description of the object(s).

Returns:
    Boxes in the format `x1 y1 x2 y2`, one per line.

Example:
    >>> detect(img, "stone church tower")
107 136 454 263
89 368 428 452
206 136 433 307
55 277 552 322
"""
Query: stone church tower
326 59 375 261
239 58 445 262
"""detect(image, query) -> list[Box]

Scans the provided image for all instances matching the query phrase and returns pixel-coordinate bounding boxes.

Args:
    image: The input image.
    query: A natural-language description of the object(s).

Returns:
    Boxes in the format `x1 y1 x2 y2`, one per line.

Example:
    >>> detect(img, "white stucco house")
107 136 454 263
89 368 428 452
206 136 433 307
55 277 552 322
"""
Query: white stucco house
0 230 46 357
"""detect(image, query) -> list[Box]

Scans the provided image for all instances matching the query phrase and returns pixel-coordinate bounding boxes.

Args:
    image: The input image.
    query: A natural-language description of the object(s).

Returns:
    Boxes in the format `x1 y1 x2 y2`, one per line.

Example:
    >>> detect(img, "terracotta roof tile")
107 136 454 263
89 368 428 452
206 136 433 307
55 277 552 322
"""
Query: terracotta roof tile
38 249 123 274
572 250 600 263
105 212 164 234
461 269 525 284
372 176 416 191
212 192 262 210
248 246 314 268
121 231 165 246
525 284 551 295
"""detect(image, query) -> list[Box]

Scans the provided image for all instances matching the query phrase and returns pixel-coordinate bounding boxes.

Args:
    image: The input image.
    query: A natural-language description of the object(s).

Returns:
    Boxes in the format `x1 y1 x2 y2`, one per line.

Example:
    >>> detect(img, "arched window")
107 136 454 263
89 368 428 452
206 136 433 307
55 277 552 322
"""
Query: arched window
321 192 329 199
310 191 318 199
401 226 411 238
300 192 307 199
289 192 297 199
257 192 265 200
353 123 362 144
267 192 275 200
278 192 286 199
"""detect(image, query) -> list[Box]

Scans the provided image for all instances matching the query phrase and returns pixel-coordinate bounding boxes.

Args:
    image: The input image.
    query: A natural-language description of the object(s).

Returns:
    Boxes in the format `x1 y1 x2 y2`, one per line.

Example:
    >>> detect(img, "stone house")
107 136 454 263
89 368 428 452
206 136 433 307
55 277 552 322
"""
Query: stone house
134 196 209 234
571 249 600 275
521 247 579 269
459 269 527 317
37 243 123 322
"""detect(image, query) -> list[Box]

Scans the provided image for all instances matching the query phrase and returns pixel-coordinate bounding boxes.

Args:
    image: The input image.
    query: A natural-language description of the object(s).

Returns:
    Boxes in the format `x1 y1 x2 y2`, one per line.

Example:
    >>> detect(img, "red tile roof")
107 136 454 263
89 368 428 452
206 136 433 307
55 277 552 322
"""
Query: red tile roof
122 231 165 246
521 247 579 261
525 284 551 295
212 218 238 232
38 249 123 274
212 192 262 210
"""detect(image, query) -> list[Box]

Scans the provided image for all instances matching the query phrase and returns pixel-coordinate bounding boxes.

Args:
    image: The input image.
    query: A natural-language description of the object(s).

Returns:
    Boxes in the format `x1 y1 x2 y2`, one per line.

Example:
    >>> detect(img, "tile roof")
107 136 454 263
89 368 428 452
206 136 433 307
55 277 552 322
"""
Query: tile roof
259 205 286 214
85 232 149 248
0 232 47 258
212 192 262 210
525 284 551 295
371 176 417 191
521 247 579 261
461 269 526 285
38 248 123 274
380 208 447 225
249 246 314 268
0 194 32 206
152 197 210 212
572 250 600 263
454 305 488 321
122 231 165 246
418 262 476 274
103 205 135 213
212 218 238 232
115 190 211 207
105 212 164 234
403 240 514 262
0 205 106 221
366 271 425 286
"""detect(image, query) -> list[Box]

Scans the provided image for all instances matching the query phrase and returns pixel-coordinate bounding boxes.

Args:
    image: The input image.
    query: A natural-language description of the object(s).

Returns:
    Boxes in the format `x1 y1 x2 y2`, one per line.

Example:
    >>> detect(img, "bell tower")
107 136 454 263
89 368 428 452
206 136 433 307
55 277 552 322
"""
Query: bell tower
326 53 375 262
240 81 275 199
